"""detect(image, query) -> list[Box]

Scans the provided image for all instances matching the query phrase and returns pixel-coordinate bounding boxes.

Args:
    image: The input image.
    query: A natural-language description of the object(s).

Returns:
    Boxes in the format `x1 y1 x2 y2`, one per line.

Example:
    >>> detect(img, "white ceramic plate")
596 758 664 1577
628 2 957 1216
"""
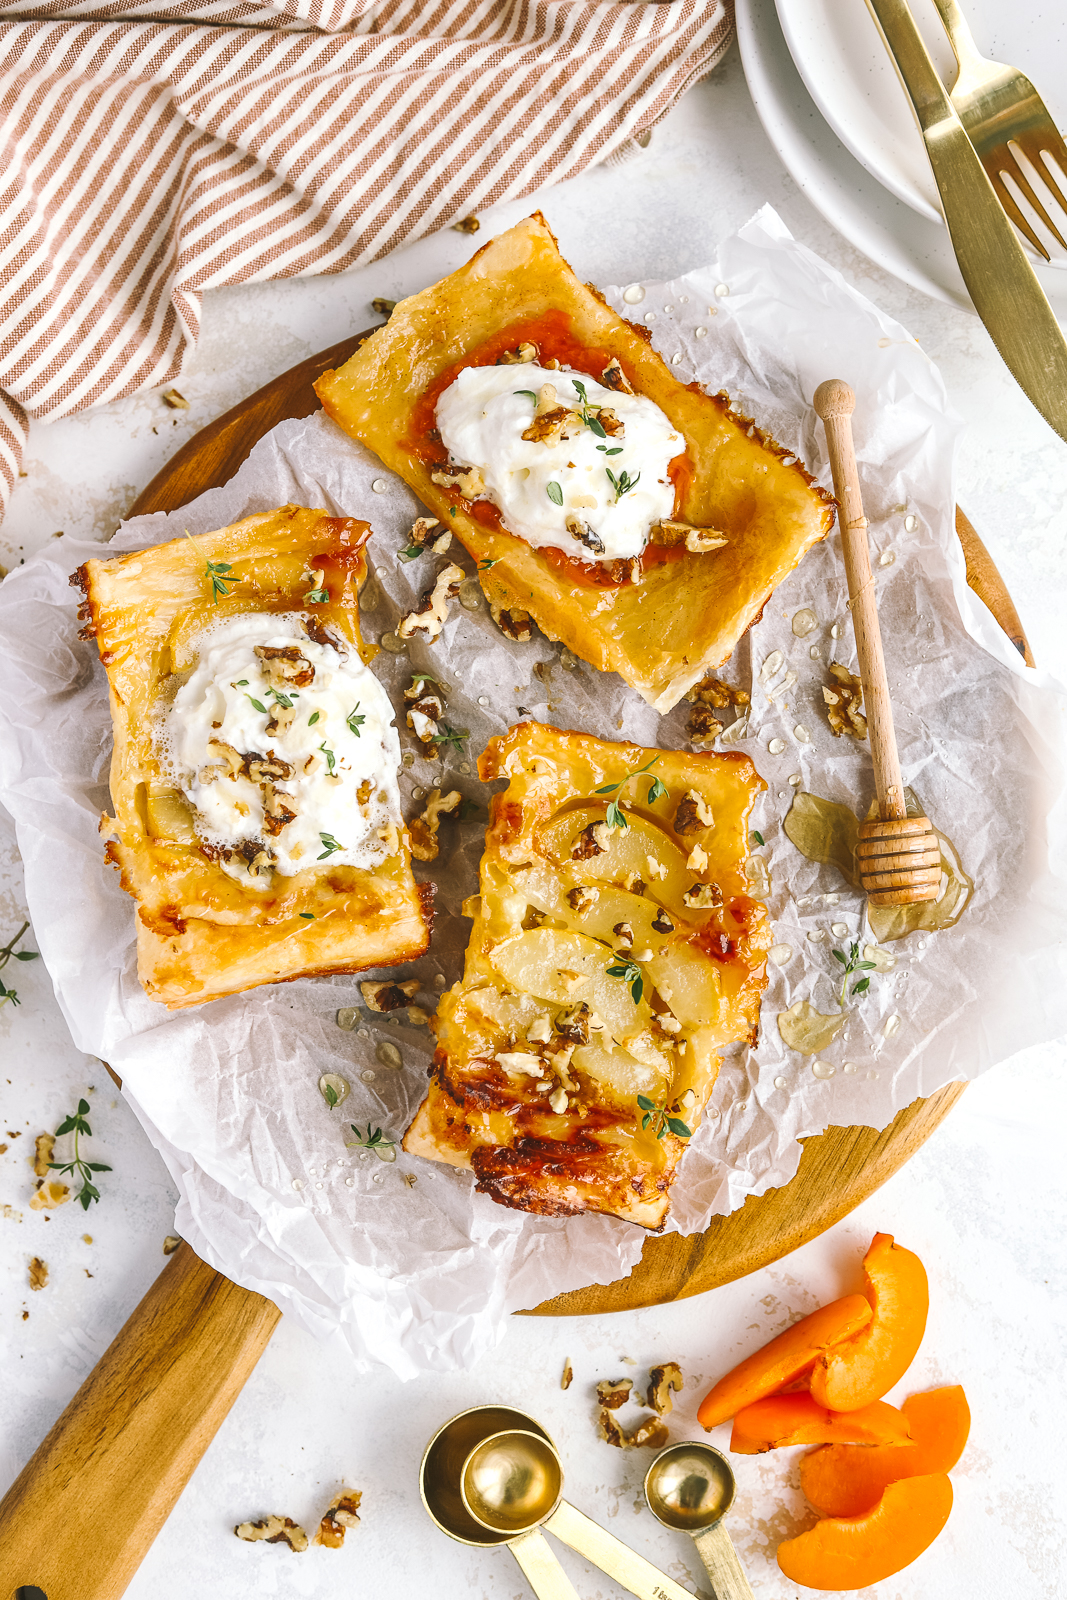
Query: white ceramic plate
774 0 1067 227
735 0 1067 318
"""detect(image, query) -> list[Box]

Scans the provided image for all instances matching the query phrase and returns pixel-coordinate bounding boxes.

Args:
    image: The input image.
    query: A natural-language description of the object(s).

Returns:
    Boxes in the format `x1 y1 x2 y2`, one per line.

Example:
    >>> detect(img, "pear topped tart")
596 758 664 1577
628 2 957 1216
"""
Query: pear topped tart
75 504 432 1008
315 212 834 713
403 722 772 1230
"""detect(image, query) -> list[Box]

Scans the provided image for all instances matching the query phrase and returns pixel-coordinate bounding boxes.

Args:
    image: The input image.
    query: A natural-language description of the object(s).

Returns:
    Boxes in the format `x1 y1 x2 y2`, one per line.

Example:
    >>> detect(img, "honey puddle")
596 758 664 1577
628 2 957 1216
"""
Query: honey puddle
782 788 973 944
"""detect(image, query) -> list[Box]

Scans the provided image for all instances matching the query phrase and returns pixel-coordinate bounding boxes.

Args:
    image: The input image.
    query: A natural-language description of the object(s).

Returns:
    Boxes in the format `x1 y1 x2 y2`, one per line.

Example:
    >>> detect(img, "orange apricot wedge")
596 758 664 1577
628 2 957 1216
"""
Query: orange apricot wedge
697 1295 873 1431
801 1384 971 1516
808 1232 928 1412
730 1392 911 1454
777 1473 953 1589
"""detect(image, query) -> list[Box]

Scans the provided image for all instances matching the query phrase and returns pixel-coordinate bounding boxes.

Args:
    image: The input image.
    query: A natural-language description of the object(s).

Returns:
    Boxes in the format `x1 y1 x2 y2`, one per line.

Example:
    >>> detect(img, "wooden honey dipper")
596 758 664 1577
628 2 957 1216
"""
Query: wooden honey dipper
813 379 941 906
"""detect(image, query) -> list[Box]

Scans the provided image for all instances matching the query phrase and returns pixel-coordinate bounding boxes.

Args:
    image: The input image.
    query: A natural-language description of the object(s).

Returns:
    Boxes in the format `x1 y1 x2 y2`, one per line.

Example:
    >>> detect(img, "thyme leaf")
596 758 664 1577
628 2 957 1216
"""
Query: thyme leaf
346 705 366 737
605 466 641 502
546 481 564 507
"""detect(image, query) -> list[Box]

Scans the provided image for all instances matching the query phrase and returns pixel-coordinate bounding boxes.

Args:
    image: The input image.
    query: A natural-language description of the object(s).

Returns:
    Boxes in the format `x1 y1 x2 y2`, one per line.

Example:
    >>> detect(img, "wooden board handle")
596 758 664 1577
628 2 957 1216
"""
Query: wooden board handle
0 1243 280 1600
813 379 906 821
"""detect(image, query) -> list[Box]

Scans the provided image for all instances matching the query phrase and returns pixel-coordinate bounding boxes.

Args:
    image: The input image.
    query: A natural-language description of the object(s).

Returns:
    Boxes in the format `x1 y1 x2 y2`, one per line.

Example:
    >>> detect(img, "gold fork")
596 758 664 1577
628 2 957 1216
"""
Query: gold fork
930 0 1067 259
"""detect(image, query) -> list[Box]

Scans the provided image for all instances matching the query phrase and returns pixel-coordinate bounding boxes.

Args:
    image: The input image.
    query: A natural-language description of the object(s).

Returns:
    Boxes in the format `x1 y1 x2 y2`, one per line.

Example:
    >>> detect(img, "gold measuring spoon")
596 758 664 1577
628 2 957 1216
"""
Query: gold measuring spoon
644 1442 756 1599
434 1407 694 1600
421 1406 578 1599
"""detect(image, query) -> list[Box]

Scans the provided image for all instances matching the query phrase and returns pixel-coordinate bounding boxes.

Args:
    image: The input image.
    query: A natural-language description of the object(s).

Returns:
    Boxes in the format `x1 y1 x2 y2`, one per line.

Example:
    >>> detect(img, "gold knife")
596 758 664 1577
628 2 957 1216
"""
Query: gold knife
865 0 1067 443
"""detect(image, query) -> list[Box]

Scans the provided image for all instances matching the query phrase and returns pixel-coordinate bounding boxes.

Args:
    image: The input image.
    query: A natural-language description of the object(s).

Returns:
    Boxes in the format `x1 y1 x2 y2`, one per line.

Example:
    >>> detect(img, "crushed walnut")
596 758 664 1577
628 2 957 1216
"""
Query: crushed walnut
621 870 645 894
600 358 634 394
566 885 599 914
685 674 750 747
452 214 480 233
555 1001 593 1045
673 790 714 835
234 1515 308 1553
371 297 396 316
651 908 675 934
163 1235 182 1255
649 520 729 554
597 1377 633 1410
406 515 452 557
683 882 723 910
431 463 485 500
565 515 606 556
28 1256 48 1290
254 644 315 691
612 920 635 949
33 1132 54 1178
686 844 709 873
646 1361 684 1416
599 1408 628 1448
572 821 610 860
497 341 539 365
629 1417 670 1449
29 1179 69 1211
361 978 420 1013
314 1489 362 1549
489 601 533 642
397 563 465 643
404 675 445 757
823 661 868 739
561 1357 574 1390
161 388 189 410
408 788 462 862
522 383 584 447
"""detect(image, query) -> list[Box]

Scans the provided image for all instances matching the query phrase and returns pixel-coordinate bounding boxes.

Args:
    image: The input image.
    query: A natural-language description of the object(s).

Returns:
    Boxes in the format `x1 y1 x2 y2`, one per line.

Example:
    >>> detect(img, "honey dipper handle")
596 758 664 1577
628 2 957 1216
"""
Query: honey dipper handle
0 1242 280 1600
813 379 907 821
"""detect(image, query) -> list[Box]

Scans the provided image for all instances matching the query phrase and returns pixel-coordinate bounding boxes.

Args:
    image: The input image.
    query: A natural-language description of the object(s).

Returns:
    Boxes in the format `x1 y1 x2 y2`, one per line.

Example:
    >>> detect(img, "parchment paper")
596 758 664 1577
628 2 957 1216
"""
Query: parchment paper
2 207 1066 1377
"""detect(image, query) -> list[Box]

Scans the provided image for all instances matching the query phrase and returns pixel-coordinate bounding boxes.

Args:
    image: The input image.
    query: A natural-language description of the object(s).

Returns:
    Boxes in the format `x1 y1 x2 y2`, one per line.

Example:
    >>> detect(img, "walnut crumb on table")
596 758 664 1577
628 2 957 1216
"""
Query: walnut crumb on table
28 1256 48 1290
234 1515 308 1552
315 1489 362 1548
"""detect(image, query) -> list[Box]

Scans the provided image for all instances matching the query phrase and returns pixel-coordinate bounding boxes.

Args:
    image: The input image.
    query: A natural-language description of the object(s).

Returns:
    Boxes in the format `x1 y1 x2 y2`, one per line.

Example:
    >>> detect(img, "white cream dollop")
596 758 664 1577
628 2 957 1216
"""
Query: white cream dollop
435 364 683 561
164 613 402 883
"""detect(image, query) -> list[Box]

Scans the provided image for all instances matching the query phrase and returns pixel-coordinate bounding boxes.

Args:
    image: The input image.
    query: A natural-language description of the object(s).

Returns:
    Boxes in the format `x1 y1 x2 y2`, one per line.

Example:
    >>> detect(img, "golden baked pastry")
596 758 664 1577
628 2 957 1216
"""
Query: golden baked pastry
315 213 834 713
74 505 432 1009
403 722 771 1229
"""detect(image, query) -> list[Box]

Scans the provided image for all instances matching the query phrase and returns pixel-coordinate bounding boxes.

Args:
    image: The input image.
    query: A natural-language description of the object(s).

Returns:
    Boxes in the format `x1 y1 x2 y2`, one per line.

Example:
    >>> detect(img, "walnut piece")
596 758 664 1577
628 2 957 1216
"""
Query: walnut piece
596 1377 633 1410
651 908 675 934
687 674 750 709
599 1407 628 1447
522 383 584 447
33 1132 55 1178
161 388 189 410
823 661 868 740
314 1489 362 1549
684 882 724 910
361 978 420 1012
612 920 634 948
673 790 714 835
489 601 533 642
686 844 709 873
555 1001 592 1045
649 520 728 554
686 705 724 747
561 1357 574 1390
408 788 462 863
28 1256 48 1290
571 821 610 859
566 885 599 914
646 1361 684 1416
565 515 605 556
452 214 480 233
407 515 452 556
629 1417 670 1449
254 644 315 690
600 358 634 394
397 563 465 642
497 341 539 365
163 1235 181 1255
29 1179 69 1211
234 1515 308 1552
371 297 396 316
431 464 485 499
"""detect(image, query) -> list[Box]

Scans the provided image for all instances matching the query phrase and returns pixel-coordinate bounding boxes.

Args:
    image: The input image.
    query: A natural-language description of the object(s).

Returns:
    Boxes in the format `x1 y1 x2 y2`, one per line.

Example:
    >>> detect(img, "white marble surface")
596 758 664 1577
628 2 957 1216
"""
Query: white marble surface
2 40 1066 1600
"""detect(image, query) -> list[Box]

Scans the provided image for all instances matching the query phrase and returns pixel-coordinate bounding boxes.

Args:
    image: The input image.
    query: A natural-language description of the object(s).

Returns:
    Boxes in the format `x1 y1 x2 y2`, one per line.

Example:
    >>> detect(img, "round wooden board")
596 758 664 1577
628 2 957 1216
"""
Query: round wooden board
131 338 1030 1317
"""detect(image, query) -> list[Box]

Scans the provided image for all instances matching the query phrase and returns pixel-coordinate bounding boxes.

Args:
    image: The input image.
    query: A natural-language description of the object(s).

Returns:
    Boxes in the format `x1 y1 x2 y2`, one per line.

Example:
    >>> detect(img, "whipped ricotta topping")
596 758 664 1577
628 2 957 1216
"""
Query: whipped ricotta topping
435 364 684 562
164 612 402 885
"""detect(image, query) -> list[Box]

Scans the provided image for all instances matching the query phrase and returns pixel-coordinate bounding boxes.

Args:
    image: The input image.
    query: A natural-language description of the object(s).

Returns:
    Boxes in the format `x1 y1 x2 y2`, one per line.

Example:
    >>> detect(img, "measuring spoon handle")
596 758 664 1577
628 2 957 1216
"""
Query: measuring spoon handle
546 1500 694 1600
692 1522 757 1600
509 1528 582 1599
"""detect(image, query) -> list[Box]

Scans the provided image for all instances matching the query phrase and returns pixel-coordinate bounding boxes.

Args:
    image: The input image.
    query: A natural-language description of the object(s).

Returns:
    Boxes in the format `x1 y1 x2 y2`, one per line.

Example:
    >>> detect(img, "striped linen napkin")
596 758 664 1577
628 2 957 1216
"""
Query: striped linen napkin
0 0 732 517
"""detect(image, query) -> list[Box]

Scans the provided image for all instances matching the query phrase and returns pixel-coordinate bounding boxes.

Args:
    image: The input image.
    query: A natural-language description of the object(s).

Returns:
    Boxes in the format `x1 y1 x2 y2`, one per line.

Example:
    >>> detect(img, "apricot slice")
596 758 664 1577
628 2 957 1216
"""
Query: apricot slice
778 1473 951 1589
808 1233 928 1412
697 1296 872 1431
800 1385 971 1516
730 1393 911 1454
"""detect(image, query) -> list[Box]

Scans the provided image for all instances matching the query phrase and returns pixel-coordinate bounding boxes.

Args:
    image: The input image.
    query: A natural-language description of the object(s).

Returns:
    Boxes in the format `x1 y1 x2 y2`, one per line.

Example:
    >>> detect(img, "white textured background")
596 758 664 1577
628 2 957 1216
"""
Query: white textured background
2 41 1066 1600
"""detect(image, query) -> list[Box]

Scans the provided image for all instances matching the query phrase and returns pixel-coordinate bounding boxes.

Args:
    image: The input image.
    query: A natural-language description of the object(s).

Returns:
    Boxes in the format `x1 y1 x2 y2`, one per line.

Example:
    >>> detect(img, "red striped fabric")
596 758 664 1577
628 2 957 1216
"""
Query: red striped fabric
0 1 732 513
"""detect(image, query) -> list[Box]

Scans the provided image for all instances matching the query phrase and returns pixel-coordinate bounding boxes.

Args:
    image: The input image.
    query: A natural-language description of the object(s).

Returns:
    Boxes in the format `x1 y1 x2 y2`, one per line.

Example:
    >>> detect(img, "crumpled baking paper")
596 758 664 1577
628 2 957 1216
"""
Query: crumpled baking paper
2 206 1066 1378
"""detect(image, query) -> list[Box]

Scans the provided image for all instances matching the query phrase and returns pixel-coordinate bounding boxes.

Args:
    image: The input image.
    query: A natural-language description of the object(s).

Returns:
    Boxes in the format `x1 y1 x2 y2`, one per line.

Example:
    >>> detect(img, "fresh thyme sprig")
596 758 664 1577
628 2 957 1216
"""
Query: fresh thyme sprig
605 466 641 502
319 743 336 775
430 724 468 753
832 940 877 1005
0 920 38 1009
595 756 666 825
346 1123 397 1162
48 1098 111 1210
606 957 643 1004
637 1093 692 1142
571 379 608 439
478 557 500 570
185 529 235 602
318 833 343 859
346 704 366 737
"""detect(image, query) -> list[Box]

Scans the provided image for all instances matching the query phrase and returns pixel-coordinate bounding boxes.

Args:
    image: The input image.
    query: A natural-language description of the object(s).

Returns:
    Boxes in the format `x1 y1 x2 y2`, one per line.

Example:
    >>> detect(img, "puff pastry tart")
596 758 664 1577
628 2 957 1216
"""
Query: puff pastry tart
315 213 834 713
74 505 432 1009
403 722 771 1229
